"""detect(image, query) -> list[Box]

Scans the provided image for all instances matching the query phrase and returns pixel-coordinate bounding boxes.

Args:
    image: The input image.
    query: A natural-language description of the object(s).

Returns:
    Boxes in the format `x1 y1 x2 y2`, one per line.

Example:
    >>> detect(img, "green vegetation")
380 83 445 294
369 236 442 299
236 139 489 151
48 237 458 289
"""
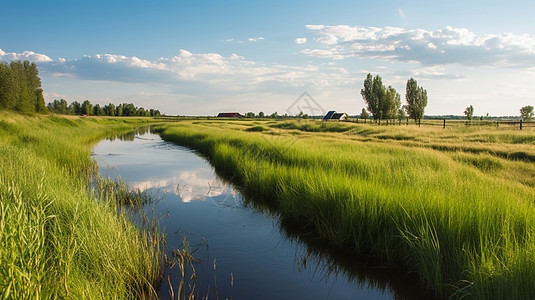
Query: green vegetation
155 119 535 299
47 99 161 117
0 112 162 299
360 73 401 120
520 105 534 121
0 60 46 114
405 77 428 122
465 105 475 120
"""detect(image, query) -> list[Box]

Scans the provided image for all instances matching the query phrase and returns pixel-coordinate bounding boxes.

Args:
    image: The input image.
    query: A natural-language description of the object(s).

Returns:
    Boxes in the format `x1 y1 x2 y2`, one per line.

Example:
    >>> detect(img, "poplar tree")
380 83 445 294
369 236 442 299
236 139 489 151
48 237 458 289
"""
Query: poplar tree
361 73 400 120
405 78 428 122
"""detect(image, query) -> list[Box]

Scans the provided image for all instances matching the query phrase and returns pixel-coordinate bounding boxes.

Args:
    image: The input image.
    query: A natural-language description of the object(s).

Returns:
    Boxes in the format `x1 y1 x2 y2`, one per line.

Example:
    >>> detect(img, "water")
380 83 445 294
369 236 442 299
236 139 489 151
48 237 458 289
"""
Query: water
92 129 418 299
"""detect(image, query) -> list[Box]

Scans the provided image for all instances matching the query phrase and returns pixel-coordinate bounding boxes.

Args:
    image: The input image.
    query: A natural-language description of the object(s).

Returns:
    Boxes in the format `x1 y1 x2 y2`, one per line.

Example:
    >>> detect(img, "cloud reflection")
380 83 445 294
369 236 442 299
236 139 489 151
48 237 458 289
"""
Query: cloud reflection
129 169 237 203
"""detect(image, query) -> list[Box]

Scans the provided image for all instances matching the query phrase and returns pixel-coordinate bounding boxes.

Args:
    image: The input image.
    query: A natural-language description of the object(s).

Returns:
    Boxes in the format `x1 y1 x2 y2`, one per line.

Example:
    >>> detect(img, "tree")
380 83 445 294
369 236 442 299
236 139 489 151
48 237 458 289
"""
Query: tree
93 104 105 116
0 62 17 110
360 108 369 119
81 100 93 115
245 112 255 118
47 99 69 114
383 86 401 119
405 78 428 122
0 60 46 114
520 105 534 121
258 111 265 118
361 73 400 120
104 103 115 116
69 101 82 115
464 105 474 120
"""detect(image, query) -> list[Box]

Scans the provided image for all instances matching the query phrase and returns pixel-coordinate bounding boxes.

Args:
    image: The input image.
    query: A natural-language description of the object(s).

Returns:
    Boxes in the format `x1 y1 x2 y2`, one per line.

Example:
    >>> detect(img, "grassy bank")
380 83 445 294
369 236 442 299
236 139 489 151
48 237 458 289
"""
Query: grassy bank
0 112 161 299
155 119 535 299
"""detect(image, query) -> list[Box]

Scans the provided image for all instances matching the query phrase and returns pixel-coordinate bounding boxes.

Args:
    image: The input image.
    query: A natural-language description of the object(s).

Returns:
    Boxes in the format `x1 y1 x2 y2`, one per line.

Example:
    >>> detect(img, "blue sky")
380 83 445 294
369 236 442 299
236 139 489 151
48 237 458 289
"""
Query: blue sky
2 0 535 116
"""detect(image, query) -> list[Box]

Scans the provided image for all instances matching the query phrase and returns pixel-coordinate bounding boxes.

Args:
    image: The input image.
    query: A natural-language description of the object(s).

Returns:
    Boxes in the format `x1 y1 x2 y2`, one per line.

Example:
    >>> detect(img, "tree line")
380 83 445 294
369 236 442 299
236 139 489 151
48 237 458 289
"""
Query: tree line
0 59 161 116
0 60 46 114
47 99 161 117
360 74 427 122
463 104 534 121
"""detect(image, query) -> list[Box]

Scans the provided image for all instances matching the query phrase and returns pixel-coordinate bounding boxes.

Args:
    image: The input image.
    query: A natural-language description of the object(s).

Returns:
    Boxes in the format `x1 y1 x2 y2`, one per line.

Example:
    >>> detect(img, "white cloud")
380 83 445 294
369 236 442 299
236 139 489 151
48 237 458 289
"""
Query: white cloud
302 25 535 68
248 36 264 42
36 49 354 94
0 48 53 62
295 37 307 44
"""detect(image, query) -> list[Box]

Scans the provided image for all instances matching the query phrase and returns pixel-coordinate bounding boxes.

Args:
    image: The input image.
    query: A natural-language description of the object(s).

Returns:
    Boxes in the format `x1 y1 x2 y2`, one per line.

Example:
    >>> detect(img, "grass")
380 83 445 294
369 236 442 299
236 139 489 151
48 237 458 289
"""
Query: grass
0 111 163 299
154 119 535 299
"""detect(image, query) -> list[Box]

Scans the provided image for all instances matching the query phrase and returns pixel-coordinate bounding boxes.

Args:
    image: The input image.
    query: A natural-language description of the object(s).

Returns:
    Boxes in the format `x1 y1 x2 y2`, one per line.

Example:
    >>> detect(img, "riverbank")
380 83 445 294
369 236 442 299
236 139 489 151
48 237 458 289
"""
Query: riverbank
0 112 161 298
155 119 535 299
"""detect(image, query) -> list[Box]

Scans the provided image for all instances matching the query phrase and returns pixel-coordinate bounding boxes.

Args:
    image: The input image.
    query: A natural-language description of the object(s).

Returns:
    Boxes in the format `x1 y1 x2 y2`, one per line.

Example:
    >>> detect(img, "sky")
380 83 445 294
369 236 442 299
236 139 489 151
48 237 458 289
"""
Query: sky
1 0 535 116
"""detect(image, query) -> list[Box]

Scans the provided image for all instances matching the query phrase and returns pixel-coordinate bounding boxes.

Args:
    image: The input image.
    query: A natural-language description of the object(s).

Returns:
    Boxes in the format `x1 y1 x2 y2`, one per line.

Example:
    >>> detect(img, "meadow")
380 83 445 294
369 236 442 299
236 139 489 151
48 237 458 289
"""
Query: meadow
0 112 162 299
154 119 535 299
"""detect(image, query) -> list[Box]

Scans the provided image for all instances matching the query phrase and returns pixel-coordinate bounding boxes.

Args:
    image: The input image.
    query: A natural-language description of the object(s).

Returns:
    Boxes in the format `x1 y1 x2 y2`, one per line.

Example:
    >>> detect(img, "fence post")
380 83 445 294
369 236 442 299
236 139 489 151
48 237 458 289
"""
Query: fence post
520 120 523 130
443 119 446 129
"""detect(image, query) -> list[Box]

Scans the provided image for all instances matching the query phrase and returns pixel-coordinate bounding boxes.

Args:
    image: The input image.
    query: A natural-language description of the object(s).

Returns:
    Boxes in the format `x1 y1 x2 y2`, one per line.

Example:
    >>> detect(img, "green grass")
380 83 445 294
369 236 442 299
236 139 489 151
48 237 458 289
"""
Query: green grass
0 112 162 299
154 119 535 299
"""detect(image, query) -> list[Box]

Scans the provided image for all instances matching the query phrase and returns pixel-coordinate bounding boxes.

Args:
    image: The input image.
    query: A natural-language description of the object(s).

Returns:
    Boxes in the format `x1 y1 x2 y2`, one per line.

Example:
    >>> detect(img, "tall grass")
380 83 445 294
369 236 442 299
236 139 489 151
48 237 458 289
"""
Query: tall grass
155 119 535 299
0 112 161 299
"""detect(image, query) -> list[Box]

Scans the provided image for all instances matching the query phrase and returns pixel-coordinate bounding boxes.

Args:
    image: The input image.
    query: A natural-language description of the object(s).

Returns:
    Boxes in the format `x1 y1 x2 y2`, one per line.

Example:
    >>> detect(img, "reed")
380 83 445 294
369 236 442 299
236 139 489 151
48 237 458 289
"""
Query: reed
155 119 535 299
0 111 162 299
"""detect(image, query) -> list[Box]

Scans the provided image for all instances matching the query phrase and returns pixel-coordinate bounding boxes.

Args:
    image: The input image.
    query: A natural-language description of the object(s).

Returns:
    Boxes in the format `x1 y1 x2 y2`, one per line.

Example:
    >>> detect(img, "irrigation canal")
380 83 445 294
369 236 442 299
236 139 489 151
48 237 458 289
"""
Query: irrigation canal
91 128 424 300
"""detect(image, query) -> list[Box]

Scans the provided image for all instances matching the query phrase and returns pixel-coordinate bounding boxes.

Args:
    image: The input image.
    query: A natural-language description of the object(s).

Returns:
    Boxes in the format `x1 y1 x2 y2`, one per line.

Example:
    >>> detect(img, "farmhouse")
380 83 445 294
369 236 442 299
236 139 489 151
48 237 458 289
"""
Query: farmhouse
217 112 244 118
323 110 348 121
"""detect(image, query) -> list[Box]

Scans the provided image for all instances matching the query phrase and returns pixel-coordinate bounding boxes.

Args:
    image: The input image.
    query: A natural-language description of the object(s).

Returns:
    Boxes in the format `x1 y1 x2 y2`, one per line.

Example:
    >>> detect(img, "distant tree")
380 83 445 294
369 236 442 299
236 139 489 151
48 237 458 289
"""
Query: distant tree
115 104 123 116
405 78 428 122
122 103 137 116
464 105 474 120
81 100 93 115
0 60 45 113
361 74 377 119
383 86 401 119
0 62 17 110
104 103 115 116
93 104 105 116
360 108 369 119
360 73 386 119
245 112 255 118
258 111 265 118
47 99 69 114
69 101 82 115
361 74 400 120
270 111 278 119
520 105 534 121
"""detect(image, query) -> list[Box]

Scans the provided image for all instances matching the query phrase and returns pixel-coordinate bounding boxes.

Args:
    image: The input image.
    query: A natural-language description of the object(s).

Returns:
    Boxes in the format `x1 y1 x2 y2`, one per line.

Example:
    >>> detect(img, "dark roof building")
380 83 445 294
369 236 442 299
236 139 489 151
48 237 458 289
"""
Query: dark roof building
323 110 336 120
323 111 348 121
217 112 244 118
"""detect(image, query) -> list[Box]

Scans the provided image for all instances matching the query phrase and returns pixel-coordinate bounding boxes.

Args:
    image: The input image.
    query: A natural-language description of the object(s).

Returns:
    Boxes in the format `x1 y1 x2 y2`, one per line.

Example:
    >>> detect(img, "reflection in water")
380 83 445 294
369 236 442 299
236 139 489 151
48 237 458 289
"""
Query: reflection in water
92 129 428 300
105 126 151 142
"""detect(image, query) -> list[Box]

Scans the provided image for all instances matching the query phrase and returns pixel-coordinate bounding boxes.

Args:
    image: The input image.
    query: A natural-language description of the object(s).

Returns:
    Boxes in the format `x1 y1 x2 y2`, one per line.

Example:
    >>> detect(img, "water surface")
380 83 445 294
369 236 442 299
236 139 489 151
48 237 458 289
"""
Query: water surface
92 129 407 299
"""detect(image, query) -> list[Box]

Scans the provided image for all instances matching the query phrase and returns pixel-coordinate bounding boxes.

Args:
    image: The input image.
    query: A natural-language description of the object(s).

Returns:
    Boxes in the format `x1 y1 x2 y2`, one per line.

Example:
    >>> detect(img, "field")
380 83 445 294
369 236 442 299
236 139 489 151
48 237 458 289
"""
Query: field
154 119 535 299
0 112 162 299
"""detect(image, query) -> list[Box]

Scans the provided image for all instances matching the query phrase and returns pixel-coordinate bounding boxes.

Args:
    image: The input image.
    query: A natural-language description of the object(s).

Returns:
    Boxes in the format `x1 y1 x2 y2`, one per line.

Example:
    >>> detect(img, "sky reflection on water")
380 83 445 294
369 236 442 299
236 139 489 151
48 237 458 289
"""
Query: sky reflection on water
92 129 398 300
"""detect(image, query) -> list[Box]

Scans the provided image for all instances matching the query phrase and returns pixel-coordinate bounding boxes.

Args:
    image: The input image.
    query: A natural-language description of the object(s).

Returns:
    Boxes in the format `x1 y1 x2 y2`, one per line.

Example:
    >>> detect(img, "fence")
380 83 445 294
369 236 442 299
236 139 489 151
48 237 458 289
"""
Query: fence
349 118 535 130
